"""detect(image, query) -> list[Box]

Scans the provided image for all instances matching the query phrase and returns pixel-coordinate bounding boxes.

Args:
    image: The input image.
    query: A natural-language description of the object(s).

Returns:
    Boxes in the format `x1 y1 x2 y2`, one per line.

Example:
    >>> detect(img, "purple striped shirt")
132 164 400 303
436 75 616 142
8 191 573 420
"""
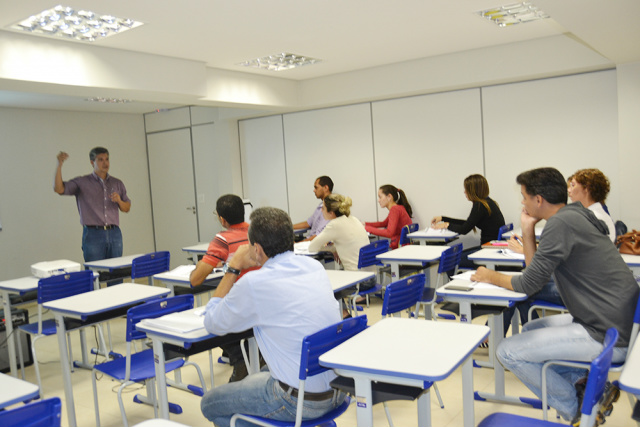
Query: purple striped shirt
62 172 130 226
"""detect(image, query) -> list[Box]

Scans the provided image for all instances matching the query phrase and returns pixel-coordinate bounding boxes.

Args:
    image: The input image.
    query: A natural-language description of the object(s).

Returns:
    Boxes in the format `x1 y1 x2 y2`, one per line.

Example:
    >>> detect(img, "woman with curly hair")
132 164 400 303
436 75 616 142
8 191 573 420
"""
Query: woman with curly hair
567 168 615 242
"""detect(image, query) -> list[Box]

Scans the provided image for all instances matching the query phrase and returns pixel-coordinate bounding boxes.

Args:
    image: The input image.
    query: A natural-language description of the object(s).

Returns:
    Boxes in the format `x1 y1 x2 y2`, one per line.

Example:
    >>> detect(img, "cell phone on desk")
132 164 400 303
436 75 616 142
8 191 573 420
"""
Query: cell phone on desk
446 285 473 292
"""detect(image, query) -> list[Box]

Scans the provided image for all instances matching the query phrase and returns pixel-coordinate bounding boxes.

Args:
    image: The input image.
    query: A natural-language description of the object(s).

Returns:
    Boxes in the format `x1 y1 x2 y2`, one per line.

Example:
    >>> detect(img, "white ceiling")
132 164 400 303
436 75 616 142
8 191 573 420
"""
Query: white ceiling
0 0 638 114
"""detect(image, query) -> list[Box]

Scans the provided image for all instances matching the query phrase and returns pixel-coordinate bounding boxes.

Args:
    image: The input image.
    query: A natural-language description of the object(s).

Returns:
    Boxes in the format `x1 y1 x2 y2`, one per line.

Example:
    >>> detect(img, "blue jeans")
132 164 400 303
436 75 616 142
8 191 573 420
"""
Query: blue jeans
496 314 627 420
82 226 123 262
200 371 346 427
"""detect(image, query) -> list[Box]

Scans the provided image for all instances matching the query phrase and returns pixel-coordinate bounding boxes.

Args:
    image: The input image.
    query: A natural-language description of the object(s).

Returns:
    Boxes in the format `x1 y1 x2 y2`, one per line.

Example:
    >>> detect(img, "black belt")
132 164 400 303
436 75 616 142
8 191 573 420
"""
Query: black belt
85 225 118 230
278 380 334 401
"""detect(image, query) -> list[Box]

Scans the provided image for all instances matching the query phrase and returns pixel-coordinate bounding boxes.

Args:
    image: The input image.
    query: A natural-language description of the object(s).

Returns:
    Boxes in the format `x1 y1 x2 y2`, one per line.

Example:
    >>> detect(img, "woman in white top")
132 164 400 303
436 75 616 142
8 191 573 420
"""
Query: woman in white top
308 194 370 271
567 168 616 243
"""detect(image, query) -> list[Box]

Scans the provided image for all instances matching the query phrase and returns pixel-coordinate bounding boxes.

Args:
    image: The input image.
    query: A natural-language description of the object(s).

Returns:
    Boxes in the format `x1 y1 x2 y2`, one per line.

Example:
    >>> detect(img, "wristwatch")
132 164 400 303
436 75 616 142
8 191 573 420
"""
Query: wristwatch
222 263 241 275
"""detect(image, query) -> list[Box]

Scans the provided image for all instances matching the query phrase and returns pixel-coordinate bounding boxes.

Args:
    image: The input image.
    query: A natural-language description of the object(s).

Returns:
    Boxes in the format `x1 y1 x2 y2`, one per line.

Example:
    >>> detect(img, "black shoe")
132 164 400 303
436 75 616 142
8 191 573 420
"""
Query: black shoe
228 362 249 383
571 380 587 426
596 382 620 424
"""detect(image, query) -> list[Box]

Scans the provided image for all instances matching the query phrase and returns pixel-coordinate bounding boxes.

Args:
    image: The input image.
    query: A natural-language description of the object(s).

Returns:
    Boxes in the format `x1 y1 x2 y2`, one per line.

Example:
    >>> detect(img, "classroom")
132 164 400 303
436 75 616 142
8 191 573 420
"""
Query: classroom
1 1 639 426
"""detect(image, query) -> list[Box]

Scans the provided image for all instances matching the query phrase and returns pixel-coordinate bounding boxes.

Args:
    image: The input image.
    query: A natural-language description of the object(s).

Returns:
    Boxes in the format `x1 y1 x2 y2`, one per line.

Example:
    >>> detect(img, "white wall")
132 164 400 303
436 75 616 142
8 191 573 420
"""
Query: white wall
240 70 625 242
0 107 154 280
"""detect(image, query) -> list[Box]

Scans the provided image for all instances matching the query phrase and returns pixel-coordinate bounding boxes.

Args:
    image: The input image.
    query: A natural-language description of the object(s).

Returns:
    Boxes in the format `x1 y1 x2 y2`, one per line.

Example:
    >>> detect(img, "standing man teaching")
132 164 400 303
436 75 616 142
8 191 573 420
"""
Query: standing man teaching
54 147 131 262
292 175 333 241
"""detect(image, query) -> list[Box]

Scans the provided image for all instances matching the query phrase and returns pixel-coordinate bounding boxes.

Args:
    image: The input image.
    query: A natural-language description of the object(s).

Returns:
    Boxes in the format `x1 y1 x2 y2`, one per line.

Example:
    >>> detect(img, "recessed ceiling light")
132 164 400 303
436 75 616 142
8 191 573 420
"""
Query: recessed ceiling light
238 53 321 71
8 5 143 42
85 97 132 104
477 2 549 27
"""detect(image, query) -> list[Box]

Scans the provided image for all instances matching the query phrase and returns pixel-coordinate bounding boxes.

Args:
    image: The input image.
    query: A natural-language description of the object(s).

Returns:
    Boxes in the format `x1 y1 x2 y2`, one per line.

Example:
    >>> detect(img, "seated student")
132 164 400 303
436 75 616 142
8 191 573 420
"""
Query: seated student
567 168 616 242
200 207 346 426
292 176 333 241
472 167 638 424
189 194 260 382
308 194 370 271
364 185 413 249
431 173 505 261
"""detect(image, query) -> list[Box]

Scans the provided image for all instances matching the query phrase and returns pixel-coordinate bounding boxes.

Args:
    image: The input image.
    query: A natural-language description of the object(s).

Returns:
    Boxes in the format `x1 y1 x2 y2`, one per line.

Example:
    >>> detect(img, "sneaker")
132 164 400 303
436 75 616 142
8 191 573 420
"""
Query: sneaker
596 382 620 424
570 380 586 426
228 362 249 383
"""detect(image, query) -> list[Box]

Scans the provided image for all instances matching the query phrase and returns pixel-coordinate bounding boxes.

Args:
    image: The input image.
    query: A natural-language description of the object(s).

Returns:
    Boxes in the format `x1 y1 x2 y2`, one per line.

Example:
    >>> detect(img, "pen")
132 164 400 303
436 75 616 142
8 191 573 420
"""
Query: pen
514 235 523 246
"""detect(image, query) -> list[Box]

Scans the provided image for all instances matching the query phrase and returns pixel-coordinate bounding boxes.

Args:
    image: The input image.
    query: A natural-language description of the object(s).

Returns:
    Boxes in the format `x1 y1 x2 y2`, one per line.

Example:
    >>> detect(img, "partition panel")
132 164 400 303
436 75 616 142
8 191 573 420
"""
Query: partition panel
483 70 619 225
239 116 289 212
283 104 377 224
371 89 484 240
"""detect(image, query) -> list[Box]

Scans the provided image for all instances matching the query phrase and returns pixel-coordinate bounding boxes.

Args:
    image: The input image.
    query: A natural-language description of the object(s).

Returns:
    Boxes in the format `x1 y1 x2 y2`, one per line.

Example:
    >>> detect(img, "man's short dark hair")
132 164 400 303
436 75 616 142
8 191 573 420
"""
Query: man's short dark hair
248 207 294 258
316 176 334 192
216 194 245 225
89 147 109 161
516 167 568 205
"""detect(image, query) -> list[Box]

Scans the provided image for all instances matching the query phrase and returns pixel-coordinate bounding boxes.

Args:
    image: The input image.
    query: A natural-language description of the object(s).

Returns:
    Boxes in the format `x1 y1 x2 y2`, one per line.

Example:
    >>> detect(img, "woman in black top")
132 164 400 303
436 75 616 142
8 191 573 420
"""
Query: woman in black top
431 174 505 245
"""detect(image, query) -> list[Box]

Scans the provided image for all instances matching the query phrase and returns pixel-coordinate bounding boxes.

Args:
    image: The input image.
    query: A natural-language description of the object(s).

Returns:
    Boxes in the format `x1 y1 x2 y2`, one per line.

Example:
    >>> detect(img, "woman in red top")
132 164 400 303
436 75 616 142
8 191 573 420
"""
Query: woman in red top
364 184 413 249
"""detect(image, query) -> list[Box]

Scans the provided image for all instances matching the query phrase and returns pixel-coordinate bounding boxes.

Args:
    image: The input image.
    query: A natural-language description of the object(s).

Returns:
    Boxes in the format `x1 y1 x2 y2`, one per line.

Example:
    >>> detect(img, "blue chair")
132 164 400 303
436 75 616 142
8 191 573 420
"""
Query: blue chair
17 270 95 395
497 223 514 240
131 251 171 286
527 299 568 323
348 240 390 313
414 243 463 320
0 397 61 427
230 316 368 427
478 328 619 427
540 293 640 420
91 294 206 427
381 273 426 317
399 223 420 246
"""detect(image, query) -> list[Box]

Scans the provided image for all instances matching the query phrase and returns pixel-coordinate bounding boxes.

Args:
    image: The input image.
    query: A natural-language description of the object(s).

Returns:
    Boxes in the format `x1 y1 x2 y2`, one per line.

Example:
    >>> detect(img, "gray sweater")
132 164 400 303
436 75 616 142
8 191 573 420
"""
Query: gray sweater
512 202 639 347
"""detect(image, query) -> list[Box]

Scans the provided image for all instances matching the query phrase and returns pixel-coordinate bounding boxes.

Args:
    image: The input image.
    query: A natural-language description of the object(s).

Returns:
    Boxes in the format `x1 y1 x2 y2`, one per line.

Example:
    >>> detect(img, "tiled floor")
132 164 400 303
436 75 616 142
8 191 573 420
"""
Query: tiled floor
8 294 636 427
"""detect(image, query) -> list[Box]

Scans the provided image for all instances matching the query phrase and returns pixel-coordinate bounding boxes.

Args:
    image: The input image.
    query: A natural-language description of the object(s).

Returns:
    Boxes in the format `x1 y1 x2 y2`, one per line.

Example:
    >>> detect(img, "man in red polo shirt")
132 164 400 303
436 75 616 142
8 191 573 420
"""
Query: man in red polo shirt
190 194 259 382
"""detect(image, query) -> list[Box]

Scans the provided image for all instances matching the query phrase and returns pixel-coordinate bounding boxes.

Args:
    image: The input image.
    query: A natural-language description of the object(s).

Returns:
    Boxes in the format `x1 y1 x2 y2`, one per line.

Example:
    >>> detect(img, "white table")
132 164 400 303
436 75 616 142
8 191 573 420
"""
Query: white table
84 253 145 285
136 308 258 419
619 337 640 397
375 245 448 283
622 254 640 276
437 279 532 408
181 243 209 264
0 372 39 409
0 276 39 376
133 420 193 427
320 317 489 427
501 226 544 241
154 265 223 305
468 248 525 270
407 230 459 245
43 283 171 427
325 270 376 294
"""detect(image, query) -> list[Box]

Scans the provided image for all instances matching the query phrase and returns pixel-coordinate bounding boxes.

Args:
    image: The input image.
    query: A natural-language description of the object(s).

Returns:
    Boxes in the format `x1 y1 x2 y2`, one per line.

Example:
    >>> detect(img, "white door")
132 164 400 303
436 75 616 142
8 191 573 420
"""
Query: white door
147 128 199 267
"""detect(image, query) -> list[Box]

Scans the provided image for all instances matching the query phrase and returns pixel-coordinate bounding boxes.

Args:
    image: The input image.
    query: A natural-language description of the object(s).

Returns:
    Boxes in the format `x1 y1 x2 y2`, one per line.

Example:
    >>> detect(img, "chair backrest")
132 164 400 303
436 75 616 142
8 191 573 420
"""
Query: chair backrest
381 274 425 317
37 270 94 304
497 223 513 240
131 251 170 279
579 328 618 424
0 396 61 427
126 294 194 342
615 220 627 240
437 243 464 275
357 240 390 269
299 315 368 381
399 223 420 246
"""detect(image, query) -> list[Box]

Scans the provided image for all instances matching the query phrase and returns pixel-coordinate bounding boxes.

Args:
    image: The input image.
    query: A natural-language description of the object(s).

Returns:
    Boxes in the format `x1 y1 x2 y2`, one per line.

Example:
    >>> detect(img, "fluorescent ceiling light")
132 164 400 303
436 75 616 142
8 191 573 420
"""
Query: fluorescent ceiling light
8 5 143 42
238 53 321 71
85 97 132 104
477 2 549 27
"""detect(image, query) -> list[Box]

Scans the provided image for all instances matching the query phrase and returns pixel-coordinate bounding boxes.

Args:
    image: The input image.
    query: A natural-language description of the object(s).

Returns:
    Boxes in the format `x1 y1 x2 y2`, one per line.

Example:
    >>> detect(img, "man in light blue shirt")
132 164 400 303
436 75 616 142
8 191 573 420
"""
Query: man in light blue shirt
293 176 333 241
201 207 344 427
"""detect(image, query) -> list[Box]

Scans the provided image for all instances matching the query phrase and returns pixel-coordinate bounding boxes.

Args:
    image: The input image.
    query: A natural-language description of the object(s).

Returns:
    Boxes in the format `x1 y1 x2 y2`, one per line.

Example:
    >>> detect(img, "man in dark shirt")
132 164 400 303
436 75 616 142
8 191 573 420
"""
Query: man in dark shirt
472 167 638 423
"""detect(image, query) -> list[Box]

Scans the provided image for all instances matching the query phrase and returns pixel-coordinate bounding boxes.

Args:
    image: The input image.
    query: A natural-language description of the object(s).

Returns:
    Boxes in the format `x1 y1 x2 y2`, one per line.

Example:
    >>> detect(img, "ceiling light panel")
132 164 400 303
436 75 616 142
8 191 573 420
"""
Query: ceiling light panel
477 2 549 27
239 53 321 71
9 5 143 42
